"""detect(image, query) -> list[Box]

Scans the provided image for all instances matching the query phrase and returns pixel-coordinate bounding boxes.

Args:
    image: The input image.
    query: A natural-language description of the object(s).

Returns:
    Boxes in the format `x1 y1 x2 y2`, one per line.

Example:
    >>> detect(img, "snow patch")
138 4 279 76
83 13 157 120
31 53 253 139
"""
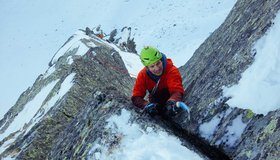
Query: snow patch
199 114 221 140
0 80 58 153
199 108 233 141
0 73 75 156
215 114 248 147
88 109 203 160
109 44 142 78
43 65 56 78
82 40 97 49
223 12 280 115
67 56 73 64
25 73 76 135
0 132 21 154
72 40 91 56
50 31 89 65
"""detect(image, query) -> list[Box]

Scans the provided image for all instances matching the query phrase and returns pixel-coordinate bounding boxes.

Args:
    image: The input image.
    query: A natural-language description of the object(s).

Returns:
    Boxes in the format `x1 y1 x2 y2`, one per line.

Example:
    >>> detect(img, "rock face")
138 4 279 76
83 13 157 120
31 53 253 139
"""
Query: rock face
1 0 280 159
0 31 209 159
82 26 137 54
178 0 280 159
0 31 136 159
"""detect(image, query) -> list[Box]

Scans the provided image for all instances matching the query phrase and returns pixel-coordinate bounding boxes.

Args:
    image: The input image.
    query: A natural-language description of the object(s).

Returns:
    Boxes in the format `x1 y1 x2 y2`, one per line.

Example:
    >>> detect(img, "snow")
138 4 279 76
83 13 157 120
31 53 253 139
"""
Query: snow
223 11 280 115
199 109 248 147
50 31 89 65
6 0 280 158
119 51 142 78
0 80 58 140
199 114 221 141
43 65 56 78
0 0 279 158
215 114 248 147
109 44 142 78
88 109 203 160
67 56 74 65
199 108 232 141
0 73 75 155
57 73 76 97
76 42 91 56
0 80 58 152
2 155 13 160
0 0 236 115
0 132 20 154
25 73 76 135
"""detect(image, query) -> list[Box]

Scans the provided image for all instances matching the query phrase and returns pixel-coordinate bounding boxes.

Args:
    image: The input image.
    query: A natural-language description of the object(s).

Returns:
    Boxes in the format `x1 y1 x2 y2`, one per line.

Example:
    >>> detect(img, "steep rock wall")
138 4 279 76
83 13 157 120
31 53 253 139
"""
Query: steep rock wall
0 32 135 159
179 0 280 159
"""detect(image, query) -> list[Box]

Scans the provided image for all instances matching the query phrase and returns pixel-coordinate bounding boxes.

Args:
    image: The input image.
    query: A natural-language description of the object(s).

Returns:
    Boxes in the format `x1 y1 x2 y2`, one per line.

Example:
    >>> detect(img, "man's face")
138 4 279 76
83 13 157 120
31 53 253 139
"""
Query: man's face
147 60 163 76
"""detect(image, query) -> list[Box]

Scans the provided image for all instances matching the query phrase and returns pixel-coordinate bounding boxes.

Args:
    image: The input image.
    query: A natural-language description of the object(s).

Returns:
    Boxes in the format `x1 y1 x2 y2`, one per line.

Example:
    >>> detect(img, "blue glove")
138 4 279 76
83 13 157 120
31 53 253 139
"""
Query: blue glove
144 103 158 116
176 101 191 120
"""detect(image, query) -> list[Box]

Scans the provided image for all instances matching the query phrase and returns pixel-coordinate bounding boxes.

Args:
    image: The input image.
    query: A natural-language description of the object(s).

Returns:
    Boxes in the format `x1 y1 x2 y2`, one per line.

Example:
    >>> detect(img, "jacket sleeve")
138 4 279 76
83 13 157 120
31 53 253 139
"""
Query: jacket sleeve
169 92 183 102
131 70 148 108
166 67 184 102
131 96 148 109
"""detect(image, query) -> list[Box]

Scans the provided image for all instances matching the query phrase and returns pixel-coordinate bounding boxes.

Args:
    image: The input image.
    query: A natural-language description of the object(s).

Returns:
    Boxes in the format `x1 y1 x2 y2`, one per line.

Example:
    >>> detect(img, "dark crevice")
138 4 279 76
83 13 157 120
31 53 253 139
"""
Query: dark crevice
62 111 74 119
155 115 231 160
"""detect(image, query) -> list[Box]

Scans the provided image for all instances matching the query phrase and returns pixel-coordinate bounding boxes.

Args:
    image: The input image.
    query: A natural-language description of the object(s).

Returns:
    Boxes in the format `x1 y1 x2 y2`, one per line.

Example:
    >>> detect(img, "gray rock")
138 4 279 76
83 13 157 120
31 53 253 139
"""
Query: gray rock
0 32 134 159
1 0 280 159
178 0 280 159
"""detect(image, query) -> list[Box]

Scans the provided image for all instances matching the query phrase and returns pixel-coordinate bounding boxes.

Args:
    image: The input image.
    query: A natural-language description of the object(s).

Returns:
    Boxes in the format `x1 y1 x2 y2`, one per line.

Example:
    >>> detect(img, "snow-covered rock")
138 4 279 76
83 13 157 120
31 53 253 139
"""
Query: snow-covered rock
0 30 205 160
179 0 280 159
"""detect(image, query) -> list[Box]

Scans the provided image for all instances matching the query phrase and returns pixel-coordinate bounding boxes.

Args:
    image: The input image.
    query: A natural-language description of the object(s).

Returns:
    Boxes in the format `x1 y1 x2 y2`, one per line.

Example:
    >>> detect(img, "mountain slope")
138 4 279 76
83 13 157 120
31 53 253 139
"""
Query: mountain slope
0 31 208 160
1 0 280 159
0 31 134 159
0 0 237 112
178 0 280 159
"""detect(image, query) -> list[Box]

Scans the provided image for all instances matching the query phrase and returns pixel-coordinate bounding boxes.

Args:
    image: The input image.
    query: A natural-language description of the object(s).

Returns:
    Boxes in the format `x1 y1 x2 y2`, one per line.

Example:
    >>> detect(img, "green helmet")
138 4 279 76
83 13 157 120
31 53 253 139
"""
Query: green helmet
140 46 162 66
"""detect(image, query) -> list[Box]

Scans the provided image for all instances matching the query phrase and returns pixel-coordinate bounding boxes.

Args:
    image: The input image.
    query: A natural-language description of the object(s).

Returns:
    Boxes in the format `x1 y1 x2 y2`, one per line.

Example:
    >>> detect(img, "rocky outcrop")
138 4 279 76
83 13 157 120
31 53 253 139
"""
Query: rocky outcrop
0 31 210 159
82 26 137 53
178 0 280 159
1 0 280 159
0 31 136 159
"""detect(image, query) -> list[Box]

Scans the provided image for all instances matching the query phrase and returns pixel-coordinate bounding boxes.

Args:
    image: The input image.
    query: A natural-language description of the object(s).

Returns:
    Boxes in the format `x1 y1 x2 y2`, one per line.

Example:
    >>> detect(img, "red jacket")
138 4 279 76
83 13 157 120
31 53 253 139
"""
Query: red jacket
132 58 184 109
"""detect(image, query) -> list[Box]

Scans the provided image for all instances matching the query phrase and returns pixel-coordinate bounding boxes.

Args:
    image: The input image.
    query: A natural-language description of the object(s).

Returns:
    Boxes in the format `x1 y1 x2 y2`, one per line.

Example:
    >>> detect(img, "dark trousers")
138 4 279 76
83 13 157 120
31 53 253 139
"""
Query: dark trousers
149 88 170 115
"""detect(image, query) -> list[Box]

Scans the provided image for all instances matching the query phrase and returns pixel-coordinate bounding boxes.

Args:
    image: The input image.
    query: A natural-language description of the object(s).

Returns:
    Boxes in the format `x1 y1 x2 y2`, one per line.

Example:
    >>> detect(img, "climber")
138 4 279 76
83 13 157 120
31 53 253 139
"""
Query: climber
94 25 104 39
131 46 186 117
